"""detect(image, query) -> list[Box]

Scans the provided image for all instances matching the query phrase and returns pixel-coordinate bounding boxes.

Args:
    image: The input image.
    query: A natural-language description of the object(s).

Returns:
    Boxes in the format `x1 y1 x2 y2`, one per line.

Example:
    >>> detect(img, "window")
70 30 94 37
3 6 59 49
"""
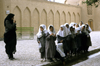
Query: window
87 6 92 15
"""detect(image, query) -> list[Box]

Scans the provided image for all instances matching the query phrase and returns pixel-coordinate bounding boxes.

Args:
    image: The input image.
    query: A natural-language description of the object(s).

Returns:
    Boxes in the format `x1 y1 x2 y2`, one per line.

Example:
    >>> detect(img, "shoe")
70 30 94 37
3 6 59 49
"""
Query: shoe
52 58 57 62
43 59 46 62
63 61 66 65
41 59 44 62
9 57 15 60
9 54 15 60
46 59 53 62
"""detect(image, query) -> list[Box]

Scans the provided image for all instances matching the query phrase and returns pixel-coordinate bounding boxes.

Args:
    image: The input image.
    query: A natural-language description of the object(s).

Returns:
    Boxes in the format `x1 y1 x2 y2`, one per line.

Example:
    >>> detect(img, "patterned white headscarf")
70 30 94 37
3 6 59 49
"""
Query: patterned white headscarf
47 25 56 35
37 24 47 38
64 23 70 36
57 25 66 37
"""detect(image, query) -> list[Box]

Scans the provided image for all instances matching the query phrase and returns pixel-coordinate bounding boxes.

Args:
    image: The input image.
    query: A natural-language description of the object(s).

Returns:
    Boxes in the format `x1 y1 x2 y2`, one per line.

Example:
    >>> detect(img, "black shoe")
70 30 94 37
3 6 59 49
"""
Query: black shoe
9 57 15 60
9 58 14 60
46 59 53 62
9 54 15 60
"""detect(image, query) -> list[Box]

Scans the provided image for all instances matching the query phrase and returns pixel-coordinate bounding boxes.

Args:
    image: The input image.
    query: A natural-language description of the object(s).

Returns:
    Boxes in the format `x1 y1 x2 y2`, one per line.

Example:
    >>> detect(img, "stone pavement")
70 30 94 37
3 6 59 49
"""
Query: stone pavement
0 31 100 66
72 31 100 66
73 52 100 66
0 38 49 66
88 31 100 51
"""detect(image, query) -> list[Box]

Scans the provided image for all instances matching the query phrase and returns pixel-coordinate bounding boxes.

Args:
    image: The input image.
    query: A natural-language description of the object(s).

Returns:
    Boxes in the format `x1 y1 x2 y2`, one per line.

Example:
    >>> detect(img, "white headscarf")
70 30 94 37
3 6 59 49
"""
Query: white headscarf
48 25 56 35
75 24 79 28
64 23 69 26
86 23 92 32
75 24 81 33
57 25 66 37
81 24 87 32
64 23 70 36
82 24 86 27
79 21 84 26
69 26 76 35
75 27 81 34
79 21 84 30
85 23 92 35
37 24 47 38
89 26 92 32
69 22 76 27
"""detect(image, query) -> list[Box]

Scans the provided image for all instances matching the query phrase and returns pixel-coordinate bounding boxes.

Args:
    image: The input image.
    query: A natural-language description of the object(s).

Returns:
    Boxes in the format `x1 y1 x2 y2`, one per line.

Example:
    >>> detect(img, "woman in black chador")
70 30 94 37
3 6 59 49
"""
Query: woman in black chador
4 13 17 60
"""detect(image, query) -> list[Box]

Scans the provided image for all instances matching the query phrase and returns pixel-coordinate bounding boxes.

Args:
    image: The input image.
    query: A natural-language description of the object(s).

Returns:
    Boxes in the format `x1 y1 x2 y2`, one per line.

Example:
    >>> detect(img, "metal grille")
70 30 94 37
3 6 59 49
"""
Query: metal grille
16 27 34 40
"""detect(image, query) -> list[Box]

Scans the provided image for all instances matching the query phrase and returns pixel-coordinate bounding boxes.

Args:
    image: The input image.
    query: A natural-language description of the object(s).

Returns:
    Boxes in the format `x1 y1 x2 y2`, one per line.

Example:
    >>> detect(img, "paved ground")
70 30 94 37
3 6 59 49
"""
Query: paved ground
72 52 100 66
88 31 100 51
0 31 100 66
0 37 49 66
72 31 100 66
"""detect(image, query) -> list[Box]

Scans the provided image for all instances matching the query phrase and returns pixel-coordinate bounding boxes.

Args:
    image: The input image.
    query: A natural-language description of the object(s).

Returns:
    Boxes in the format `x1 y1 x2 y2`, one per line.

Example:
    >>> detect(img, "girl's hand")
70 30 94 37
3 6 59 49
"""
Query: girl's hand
50 33 53 36
38 41 40 43
54 34 56 37
60 40 63 43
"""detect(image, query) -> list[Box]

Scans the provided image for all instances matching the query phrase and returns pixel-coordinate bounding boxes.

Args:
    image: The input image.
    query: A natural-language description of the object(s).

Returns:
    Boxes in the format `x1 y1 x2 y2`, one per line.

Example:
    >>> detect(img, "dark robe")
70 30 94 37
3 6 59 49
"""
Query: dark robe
45 32 56 59
81 31 87 51
86 35 92 46
69 33 77 51
37 31 46 59
85 34 92 51
4 20 17 56
57 35 68 54
75 34 82 52
66 35 71 52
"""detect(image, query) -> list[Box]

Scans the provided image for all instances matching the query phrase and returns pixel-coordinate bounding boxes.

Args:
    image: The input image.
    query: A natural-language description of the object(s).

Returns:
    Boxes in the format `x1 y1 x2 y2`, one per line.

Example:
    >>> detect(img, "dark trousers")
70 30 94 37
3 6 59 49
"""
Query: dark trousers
41 52 45 59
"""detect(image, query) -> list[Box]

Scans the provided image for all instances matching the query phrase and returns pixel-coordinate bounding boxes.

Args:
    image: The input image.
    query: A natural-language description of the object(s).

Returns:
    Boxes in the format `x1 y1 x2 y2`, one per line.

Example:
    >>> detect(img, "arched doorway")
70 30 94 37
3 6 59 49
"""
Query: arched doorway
88 19 93 31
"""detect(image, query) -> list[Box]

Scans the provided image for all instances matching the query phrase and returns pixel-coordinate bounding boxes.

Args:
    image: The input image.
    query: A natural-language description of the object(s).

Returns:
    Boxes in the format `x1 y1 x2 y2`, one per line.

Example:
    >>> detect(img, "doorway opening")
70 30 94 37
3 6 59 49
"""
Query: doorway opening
88 19 93 31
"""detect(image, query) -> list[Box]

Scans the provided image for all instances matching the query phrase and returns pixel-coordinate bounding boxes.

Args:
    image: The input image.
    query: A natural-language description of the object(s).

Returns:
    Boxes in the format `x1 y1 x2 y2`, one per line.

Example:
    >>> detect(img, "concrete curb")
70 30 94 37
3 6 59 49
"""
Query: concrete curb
36 48 100 66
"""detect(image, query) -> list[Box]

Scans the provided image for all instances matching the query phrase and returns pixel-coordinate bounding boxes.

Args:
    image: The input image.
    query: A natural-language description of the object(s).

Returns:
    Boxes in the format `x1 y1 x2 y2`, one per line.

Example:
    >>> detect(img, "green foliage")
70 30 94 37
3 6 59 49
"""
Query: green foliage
82 0 99 7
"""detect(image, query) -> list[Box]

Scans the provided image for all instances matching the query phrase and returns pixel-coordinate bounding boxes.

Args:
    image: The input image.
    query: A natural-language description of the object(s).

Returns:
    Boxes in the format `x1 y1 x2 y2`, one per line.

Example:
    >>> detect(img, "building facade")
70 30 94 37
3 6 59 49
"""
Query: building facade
0 0 99 38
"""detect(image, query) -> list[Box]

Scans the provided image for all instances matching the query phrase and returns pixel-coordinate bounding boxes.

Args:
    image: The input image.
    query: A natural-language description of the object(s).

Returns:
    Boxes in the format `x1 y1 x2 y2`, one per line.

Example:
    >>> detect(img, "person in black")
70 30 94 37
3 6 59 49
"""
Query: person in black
75 26 82 54
85 24 92 52
81 24 87 53
4 13 17 60
69 26 77 56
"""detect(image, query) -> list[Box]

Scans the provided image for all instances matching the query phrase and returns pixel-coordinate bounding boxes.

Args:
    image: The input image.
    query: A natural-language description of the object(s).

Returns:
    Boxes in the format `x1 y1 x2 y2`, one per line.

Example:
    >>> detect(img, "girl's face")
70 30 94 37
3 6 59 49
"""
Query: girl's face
73 28 75 31
74 24 76 26
61 27 63 31
66 25 69 28
50 27 53 32
40 27 44 31
82 26 85 30
70 27 73 31
80 22 83 26
76 24 79 27
86 24 89 28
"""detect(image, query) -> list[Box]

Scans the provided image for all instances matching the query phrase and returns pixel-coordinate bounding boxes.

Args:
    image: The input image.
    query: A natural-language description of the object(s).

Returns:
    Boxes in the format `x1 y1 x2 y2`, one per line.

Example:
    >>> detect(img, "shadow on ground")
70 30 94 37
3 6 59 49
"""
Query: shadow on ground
42 48 100 66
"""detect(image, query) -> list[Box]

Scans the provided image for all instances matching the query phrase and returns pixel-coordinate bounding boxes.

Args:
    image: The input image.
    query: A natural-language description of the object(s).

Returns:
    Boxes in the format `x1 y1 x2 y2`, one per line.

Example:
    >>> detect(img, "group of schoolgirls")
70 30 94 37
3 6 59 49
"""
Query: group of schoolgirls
37 21 92 64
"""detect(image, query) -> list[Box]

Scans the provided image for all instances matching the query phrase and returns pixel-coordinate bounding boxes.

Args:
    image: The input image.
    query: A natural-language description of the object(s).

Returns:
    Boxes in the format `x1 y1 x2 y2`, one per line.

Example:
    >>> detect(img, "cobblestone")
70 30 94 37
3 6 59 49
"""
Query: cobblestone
0 31 100 66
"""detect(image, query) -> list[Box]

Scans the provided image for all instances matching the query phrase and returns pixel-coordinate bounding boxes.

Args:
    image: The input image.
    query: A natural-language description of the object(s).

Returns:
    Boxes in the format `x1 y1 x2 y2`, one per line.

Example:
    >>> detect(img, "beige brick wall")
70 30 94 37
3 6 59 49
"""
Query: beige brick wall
1 0 99 38
10 0 81 34
0 0 83 38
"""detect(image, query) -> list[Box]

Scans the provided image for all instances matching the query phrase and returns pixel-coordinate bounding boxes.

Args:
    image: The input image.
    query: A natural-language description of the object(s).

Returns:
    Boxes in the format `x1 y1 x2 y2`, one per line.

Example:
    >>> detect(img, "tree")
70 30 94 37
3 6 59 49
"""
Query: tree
83 0 100 7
